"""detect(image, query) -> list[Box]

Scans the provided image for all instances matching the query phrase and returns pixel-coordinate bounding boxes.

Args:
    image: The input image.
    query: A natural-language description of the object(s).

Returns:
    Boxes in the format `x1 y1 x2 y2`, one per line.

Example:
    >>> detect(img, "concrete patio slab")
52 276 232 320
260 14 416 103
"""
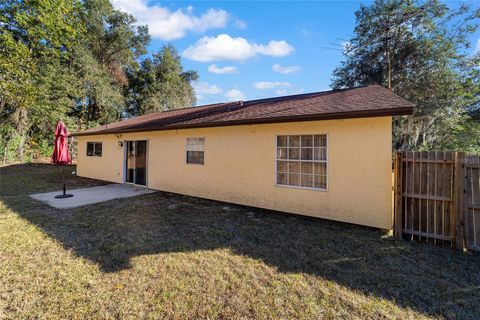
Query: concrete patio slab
30 184 156 209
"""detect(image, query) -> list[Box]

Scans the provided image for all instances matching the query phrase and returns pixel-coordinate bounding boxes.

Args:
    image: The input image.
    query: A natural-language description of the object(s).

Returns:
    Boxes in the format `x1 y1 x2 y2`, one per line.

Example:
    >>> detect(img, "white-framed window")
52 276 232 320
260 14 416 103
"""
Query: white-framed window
276 135 327 190
186 138 205 164
86 142 102 157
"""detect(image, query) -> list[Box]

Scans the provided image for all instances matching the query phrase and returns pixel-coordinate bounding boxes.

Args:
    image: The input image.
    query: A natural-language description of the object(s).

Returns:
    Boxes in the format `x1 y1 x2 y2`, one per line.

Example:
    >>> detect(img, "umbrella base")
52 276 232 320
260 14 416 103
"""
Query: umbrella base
55 194 74 199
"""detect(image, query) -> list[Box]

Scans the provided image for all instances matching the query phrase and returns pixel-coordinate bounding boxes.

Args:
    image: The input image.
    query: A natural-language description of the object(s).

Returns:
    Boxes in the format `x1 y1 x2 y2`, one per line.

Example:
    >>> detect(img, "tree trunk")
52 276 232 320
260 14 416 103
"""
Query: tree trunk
79 96 87 131
13 106 28 160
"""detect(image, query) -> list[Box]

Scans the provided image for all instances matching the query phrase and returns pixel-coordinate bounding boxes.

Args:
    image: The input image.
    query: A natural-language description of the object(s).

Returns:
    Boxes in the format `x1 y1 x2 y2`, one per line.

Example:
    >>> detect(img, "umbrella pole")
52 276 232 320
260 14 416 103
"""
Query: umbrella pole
62 166 66 196
55 165 73 199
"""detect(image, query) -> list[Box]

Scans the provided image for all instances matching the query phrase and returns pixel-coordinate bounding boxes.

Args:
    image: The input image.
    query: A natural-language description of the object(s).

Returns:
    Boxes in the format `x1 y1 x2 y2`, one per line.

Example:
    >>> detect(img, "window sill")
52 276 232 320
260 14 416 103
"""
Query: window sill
275 184 328 192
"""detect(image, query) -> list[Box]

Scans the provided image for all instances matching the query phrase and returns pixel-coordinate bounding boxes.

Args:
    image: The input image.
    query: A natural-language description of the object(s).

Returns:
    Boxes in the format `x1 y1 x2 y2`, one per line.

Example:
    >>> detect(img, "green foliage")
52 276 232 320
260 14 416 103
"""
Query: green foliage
0 0 196 163
0 124 21 163
71 0 151 126
0 0 82 159
332 0 480 154
126 44 199 115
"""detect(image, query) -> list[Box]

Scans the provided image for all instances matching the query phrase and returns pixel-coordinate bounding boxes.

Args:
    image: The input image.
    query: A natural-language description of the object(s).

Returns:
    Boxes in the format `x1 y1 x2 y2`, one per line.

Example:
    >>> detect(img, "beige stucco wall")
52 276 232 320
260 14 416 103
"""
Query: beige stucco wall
76 116 393 229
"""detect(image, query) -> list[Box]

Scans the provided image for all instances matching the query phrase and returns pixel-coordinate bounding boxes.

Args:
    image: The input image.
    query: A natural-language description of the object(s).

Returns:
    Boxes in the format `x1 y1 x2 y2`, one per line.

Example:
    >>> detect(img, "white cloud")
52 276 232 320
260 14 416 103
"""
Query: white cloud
255 40 294 57
208 64 238 74
475 39 480 53
272 64 301 74
183 34 253 62
225 89 245 101
194 82 223 95
111 0 228 40
182 34 294 62
276 88 304 96
253 81 292 90
234 19 247 29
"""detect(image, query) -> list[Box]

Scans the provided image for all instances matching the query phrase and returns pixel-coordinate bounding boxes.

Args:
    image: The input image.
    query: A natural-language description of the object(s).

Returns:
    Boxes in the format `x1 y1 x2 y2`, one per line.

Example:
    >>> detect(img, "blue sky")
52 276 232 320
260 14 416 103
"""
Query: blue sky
112 0 480 105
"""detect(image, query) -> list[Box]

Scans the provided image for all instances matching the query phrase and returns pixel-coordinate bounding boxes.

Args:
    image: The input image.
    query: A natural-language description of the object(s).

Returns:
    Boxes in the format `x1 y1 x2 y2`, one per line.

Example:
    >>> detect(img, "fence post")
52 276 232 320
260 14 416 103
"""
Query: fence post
394 152 403 239
453 152 465 251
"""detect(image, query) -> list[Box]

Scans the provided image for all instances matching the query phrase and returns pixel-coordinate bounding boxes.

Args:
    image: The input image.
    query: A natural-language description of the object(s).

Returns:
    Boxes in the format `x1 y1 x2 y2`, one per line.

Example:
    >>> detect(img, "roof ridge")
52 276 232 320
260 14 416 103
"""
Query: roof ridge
122 100 235 122
240 85 372 107
100 101 245 134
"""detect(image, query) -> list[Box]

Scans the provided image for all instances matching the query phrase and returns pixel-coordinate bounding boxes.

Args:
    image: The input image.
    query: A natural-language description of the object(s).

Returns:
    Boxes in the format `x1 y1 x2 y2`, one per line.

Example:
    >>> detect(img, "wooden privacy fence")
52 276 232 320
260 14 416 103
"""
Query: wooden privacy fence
394 151 480 251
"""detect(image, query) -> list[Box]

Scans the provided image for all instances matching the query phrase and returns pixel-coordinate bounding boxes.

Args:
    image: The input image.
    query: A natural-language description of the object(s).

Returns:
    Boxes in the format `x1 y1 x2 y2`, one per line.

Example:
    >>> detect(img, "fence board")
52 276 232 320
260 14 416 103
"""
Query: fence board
394 153 403 239
465 156 480 251
427 151 435 243
454 152 465 250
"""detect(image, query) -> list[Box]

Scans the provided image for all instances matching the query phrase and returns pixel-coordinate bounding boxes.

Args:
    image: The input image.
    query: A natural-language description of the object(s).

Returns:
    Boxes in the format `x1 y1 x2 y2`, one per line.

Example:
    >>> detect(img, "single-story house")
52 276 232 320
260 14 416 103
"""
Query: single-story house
72 85 414 229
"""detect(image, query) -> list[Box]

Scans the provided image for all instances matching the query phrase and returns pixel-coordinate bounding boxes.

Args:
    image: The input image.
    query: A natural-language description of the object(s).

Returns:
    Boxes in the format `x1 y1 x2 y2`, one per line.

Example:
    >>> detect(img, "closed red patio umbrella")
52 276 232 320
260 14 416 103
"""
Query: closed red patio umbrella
51 121 73 198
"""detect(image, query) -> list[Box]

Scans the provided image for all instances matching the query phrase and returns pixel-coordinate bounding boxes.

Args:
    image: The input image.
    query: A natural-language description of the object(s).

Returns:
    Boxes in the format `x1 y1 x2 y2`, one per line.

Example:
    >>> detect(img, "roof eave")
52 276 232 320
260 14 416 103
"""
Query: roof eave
71 106 413 137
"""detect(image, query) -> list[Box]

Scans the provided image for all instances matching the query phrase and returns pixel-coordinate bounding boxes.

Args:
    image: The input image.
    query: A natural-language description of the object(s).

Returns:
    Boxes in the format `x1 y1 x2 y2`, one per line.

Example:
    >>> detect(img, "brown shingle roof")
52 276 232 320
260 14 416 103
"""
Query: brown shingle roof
72 85 414 136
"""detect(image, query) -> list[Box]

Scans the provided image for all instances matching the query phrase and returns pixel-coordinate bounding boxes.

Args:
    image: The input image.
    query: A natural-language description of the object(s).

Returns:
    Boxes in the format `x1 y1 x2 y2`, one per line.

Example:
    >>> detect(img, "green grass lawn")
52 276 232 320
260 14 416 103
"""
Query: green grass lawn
1 163 479 319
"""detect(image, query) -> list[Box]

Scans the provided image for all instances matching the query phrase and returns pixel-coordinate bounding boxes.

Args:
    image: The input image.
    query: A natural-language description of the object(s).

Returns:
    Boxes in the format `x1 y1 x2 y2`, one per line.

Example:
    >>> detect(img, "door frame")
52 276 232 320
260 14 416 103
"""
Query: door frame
123 139 149 188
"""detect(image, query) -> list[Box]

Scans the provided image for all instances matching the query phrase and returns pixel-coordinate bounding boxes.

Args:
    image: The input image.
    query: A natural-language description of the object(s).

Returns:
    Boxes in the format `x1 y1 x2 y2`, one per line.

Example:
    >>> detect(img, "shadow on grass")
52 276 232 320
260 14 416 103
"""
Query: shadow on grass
2 163 480 318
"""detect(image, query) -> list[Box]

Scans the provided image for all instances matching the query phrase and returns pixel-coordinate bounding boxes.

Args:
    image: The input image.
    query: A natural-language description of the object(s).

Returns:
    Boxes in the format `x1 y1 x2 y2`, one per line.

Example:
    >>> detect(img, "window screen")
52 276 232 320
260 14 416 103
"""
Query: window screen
186 138 205 164
276 135 327 190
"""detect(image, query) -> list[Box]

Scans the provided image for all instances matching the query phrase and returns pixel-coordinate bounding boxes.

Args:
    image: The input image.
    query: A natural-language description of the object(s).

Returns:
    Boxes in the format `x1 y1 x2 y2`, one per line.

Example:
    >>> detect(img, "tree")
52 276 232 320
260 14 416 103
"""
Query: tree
0 0 82 158
331 0 480 153
0 31 36 161
0 0 151 161
73 0 150 128
438 53 480 154
126 44 198 116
